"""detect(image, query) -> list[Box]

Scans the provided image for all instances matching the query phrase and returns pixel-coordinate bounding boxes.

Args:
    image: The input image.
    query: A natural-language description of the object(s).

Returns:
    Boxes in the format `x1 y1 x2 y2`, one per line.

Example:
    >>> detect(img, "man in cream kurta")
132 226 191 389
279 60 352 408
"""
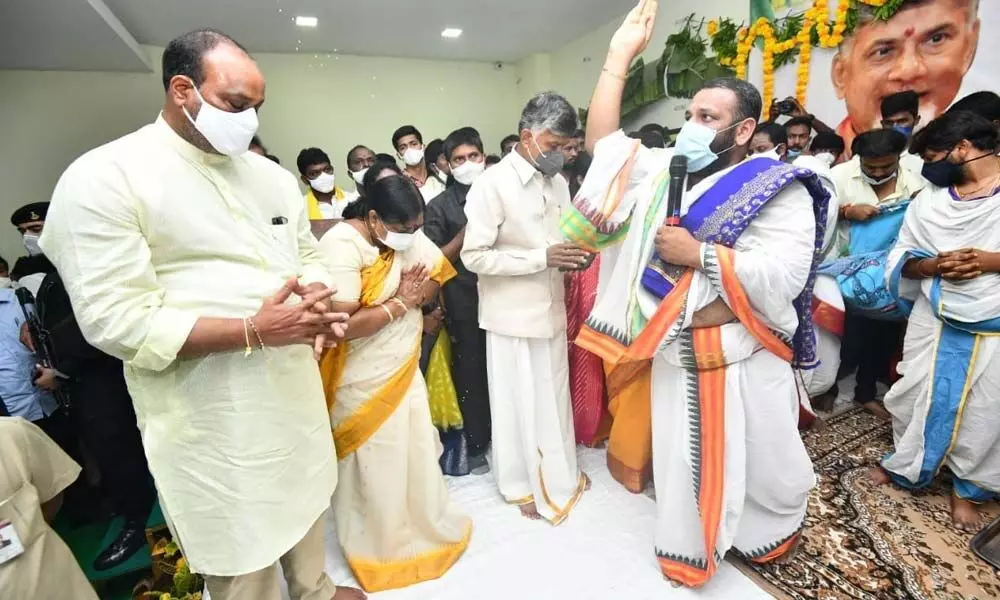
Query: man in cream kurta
39 31 362 600
461 93 590 524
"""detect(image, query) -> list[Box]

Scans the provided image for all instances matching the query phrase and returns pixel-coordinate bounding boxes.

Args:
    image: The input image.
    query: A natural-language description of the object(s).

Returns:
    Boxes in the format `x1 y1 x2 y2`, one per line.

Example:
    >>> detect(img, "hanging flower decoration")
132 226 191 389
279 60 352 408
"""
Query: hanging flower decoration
707 0 907 118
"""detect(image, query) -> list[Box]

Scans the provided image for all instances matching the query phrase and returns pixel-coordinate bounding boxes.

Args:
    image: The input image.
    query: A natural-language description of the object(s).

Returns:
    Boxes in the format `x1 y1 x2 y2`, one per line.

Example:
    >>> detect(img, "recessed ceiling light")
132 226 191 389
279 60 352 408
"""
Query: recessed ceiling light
295 16 318 27
441 28 463 39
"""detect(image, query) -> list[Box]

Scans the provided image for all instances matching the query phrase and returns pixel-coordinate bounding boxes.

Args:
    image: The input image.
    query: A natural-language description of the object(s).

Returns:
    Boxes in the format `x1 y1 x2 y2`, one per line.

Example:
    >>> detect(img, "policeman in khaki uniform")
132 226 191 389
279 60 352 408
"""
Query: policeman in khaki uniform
0 417 98 599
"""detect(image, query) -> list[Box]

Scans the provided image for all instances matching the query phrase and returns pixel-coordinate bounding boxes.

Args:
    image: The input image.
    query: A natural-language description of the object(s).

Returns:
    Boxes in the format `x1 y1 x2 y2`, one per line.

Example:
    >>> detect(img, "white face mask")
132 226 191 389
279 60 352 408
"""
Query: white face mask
351 168 369 185
309 171 336 194
0 277 10 289
451 159 486 186
402 147 425 167
372 216 415 251
814 152 836 167
22 233 42 256
183 85 259 156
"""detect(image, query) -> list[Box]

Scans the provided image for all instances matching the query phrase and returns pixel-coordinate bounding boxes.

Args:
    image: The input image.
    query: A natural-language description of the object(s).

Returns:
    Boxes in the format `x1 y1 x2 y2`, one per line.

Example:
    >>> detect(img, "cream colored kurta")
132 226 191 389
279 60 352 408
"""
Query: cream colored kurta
39 116 338 576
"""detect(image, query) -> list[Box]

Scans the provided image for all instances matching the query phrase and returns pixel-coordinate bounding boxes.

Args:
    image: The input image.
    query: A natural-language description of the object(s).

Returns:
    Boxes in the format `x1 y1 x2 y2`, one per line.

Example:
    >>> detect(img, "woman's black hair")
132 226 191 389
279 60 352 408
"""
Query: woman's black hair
341 173 423 225
910 110 999 156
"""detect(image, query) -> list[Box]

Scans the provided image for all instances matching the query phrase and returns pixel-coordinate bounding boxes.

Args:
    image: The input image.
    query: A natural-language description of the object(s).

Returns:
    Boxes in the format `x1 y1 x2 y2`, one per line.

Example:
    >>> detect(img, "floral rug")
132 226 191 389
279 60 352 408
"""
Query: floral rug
733 407 1000 600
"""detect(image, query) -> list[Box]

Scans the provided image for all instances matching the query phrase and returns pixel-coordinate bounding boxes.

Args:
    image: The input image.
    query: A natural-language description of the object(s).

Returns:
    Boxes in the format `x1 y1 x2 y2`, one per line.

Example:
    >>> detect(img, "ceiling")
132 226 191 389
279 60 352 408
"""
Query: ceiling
0 0 635 72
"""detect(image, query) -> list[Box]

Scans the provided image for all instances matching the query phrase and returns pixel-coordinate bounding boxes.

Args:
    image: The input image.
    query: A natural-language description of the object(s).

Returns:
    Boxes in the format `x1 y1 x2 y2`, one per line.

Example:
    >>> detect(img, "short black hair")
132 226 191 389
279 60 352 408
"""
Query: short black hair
785 116 813 132
391 125 423 150
638 123 663 136
265 154 280 164
375 152 397 164
425 139 445 163
810 132 846 156
443 127 485 161
250 135 266 152
346 144 373 168
851 128 908 158
161 29 249 91
343 173 422 224
699 77 762 123
485 154 502 166
501 134 520 152
639 130 665 148
881 91 919 119
0 256 7 272
753 121 787 146
296 147 331 176
911 110 999 155
948 91 1000 123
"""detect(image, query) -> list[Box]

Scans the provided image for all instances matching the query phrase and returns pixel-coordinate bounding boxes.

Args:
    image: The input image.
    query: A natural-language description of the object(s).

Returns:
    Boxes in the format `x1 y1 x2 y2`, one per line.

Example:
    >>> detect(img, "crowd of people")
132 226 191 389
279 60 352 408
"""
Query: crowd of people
3 0 1000 597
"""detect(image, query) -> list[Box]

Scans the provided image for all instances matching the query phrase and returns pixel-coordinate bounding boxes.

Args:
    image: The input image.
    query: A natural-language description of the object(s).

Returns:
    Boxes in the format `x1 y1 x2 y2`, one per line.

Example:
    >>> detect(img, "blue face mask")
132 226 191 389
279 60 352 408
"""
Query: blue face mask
786 148 803 160
673 120 739 173
893 125 914 139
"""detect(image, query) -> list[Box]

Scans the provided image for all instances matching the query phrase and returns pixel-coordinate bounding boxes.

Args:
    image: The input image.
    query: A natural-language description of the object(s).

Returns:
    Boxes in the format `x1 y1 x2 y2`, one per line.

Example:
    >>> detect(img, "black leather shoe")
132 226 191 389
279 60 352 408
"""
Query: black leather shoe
92 519 147 571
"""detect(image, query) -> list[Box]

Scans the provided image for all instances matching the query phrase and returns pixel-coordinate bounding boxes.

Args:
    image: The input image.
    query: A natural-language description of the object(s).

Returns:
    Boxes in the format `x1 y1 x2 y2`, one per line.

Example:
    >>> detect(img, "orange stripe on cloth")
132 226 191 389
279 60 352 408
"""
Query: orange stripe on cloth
714 245 793 362
604 360 652 494
429 254 458 286
751 531 802 564
695 327 726 584
811 296 844 337
347 522 472 592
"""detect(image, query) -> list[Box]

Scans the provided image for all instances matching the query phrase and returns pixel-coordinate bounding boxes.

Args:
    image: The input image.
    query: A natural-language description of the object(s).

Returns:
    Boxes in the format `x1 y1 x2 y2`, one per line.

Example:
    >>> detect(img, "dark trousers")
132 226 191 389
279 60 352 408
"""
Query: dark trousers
70 358 155 522
841 313 903 402
448 319 491 457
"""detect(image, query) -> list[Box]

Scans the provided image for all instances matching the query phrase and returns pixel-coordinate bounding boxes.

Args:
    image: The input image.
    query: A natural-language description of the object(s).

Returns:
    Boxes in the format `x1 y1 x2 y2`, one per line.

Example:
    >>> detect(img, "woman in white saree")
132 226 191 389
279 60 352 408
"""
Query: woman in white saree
876 111 1000 531
317 173 471 591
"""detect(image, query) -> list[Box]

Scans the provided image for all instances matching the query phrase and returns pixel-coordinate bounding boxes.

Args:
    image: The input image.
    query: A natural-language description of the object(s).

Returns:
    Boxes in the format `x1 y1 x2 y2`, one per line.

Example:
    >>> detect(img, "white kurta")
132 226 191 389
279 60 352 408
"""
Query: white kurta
39 116 338 576
882 185 1000 493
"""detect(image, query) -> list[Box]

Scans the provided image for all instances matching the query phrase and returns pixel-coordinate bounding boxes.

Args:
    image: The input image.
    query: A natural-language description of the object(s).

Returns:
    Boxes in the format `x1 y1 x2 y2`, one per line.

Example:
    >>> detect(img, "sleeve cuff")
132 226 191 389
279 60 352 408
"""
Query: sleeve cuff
129 307 199 372
532 247 549 272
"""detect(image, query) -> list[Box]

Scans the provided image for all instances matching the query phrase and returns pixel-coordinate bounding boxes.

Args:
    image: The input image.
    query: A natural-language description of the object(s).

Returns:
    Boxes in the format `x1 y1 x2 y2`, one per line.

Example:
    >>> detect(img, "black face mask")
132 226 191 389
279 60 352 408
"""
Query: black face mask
921 150 993 188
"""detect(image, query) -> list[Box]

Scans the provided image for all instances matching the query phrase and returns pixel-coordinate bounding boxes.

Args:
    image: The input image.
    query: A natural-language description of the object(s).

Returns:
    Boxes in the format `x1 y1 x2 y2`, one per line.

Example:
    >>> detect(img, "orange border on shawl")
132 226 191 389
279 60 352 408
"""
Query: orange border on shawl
347 522 472 592
751 531 802 564
811 296 844 337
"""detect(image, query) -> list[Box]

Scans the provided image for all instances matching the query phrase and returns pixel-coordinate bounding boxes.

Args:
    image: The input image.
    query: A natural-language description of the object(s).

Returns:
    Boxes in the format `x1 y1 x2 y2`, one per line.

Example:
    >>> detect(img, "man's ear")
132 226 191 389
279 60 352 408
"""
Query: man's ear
831 51 847 101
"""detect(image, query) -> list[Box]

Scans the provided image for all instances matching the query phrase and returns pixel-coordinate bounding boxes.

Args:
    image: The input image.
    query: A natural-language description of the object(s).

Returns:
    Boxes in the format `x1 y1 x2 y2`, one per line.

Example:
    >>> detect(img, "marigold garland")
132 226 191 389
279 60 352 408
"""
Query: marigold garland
708 0 905 117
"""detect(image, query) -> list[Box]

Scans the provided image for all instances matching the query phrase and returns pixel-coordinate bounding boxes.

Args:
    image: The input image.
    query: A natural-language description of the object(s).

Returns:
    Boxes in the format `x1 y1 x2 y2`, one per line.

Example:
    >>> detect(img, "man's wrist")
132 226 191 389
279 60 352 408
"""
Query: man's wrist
981 251 1000 273
604 50 633 73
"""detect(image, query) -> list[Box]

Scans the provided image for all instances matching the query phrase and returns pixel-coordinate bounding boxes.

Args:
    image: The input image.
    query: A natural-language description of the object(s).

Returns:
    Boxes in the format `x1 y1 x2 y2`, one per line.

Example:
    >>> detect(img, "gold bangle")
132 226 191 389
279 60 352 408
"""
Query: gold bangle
390 298 408 313
601 67 627 82
246 316 265 349
242 318 253 357
381 303 395 323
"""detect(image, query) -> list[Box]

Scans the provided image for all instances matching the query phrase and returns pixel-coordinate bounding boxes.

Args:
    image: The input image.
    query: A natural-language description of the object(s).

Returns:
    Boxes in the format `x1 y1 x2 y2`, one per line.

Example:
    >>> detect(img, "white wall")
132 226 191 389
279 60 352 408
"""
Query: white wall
0 46 522 264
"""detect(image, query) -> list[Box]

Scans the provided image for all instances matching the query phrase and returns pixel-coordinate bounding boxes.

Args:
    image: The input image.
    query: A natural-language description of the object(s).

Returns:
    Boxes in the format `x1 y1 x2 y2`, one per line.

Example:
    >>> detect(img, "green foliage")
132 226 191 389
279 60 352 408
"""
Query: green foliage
710 18 741 61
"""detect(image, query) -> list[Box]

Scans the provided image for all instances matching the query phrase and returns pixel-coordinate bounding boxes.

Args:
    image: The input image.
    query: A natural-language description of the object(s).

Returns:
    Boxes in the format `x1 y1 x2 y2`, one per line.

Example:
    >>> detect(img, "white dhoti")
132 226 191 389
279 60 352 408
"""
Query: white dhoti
486 332 586 524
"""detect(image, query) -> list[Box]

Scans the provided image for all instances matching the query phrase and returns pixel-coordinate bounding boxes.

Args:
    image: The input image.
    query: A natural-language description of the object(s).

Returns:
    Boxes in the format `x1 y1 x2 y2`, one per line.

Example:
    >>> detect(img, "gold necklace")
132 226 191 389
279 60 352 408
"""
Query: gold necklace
956 170 1000 199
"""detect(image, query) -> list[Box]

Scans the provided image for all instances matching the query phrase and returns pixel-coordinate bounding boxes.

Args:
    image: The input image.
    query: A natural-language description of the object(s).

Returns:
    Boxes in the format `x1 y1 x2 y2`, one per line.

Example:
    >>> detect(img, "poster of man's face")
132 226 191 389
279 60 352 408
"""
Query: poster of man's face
748 0 989 148
832 0 980 134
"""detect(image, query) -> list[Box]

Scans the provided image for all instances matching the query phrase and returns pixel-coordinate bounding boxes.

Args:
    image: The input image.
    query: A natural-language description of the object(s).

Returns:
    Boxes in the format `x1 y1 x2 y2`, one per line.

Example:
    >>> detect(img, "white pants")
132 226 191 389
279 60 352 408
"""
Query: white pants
486 332 586 525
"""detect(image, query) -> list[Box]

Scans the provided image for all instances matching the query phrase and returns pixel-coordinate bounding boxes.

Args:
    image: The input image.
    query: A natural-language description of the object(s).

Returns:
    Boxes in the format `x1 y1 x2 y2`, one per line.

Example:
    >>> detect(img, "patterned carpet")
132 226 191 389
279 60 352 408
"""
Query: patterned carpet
734 407 1000 600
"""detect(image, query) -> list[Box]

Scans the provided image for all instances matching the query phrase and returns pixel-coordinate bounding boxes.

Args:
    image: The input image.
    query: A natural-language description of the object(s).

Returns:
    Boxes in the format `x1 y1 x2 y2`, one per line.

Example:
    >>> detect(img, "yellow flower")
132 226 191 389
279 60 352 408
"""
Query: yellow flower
707 20 719 37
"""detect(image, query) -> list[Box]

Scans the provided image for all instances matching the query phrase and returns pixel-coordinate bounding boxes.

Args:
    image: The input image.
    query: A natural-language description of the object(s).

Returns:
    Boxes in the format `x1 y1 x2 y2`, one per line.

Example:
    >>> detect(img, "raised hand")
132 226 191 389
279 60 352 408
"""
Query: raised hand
608 0 658 62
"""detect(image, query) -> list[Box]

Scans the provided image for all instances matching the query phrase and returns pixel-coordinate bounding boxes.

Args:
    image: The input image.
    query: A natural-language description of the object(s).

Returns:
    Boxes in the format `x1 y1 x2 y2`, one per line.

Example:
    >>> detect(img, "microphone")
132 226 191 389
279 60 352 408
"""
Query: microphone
665 155 687 226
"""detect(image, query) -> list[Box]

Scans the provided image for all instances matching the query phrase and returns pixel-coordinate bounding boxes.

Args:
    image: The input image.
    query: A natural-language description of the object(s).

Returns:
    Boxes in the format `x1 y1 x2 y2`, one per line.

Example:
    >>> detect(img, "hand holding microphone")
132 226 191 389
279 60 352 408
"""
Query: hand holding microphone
655 155 703 269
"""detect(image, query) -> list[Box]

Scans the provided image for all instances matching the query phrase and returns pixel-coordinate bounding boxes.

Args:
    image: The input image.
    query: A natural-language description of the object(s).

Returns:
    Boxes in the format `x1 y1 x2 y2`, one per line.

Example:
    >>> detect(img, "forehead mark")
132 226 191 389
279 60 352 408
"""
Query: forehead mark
904 26 915 37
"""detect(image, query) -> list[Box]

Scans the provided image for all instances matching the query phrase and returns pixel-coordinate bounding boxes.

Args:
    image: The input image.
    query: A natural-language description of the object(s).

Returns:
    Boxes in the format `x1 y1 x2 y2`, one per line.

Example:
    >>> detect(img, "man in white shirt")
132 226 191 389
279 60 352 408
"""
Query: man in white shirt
298 147 359 220
462 92 591 524
392 125 446 202
880 91 926 178
39 29 363 600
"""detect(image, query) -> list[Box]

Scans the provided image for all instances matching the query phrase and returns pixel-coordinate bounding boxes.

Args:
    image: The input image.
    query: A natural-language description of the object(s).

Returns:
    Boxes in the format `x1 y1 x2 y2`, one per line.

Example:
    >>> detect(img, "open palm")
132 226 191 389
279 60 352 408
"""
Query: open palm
609 0 658 60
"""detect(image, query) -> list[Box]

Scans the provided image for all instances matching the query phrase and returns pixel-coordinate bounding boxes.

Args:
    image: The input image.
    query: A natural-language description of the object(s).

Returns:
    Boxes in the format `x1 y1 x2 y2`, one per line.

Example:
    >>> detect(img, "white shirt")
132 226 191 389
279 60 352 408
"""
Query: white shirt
416 173 446 203
462 150 570 338
39 116 338 576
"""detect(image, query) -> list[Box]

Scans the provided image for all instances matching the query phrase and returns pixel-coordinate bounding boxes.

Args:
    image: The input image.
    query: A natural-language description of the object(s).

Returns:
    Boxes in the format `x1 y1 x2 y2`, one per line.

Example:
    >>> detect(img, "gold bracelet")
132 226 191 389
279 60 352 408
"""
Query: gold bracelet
242 318 253 357
381 303 395 323
390 298 408 313
601 67 627 82
246 317 265 349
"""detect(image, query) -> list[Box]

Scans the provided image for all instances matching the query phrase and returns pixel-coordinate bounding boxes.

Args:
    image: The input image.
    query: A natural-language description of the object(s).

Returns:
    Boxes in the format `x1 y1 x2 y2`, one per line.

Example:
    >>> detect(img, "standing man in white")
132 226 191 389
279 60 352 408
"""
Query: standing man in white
462 92 592 523
39 29 364 600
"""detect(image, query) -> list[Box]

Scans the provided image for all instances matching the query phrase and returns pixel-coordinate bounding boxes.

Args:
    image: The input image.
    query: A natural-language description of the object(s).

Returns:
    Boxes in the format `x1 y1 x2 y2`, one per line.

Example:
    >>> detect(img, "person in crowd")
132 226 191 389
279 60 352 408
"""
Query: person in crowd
0 256 8 280
485 154 502 168
569 151 592 198
808 132 847 167
249 135 267 156
9 203 57 295
831 129 924 418
948 90 1000 128
392 125 446 202
832 0 981 152
0 417 99 600
462 91 591 523
501 134 520 157
634 129 666 149
265 153 281 164
874 110 1000 531
347 144 377 192
423 127 492 475
785 116 814 160
0 286 58 426
570 0 823 585
426 138 451 184
880 91 925 176
39 29 361 600
298 147 359 221
375 152 397 164
748 121 788 160
316 174 470 592
561 128 586 181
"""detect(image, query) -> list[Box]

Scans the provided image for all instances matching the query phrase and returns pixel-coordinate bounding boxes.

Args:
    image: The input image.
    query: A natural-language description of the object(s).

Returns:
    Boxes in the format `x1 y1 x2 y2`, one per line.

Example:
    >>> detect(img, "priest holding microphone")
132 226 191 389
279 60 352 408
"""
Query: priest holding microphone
561 0 828 587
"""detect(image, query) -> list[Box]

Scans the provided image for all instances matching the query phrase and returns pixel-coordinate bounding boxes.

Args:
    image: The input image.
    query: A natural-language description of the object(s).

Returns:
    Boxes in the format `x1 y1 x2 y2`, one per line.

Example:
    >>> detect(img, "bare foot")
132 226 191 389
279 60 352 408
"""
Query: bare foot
869 466 892 486
862 401 892 420
519 501 542 520
332 586 367 600
663 575 683 588
951 496 985 533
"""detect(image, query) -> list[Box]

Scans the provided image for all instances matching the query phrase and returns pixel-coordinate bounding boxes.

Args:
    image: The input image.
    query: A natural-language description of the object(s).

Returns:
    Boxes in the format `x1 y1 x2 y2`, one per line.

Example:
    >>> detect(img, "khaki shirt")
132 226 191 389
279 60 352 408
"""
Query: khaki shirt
0 417 96 600
462 150 569 339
